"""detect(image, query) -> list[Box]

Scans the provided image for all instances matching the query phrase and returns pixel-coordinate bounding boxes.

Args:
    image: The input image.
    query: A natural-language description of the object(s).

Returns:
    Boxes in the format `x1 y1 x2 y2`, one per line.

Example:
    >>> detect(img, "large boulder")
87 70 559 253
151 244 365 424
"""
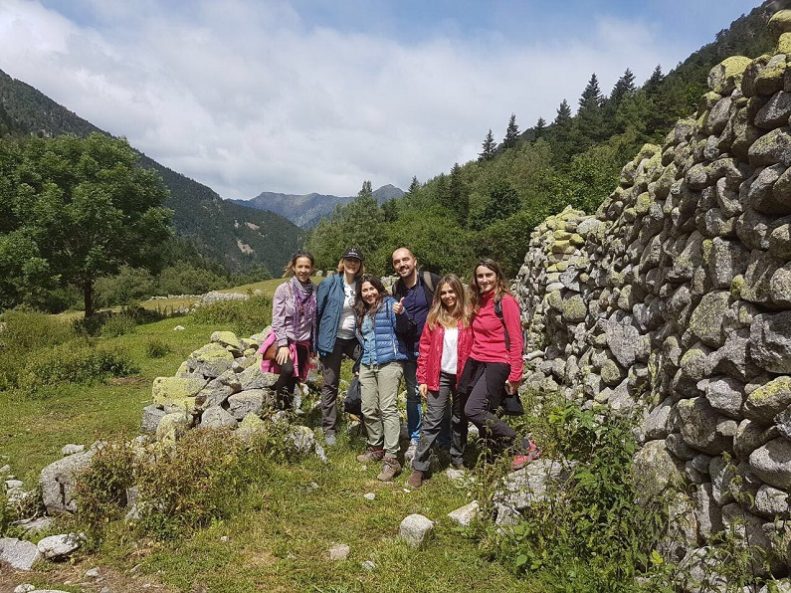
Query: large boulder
676 398 732 455
39 449 95 514
744 375 791 424
151 376 206 413
749 437 791 490
633 440 682 500
750 312 791 373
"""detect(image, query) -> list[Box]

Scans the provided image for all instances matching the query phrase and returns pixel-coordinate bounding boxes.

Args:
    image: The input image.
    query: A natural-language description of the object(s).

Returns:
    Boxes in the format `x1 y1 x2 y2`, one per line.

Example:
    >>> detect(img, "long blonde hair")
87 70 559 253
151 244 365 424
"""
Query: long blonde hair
426 274 470 330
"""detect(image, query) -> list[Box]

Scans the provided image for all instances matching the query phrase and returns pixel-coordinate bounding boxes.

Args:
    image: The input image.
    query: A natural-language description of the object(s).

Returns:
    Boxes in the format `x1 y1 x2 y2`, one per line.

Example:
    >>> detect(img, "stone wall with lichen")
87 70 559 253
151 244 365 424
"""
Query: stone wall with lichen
513 10 791 580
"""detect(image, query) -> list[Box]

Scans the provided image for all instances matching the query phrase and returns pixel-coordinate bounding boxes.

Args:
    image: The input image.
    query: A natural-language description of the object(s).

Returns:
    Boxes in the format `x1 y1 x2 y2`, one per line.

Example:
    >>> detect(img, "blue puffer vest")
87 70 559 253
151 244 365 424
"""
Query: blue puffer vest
358 296 409 366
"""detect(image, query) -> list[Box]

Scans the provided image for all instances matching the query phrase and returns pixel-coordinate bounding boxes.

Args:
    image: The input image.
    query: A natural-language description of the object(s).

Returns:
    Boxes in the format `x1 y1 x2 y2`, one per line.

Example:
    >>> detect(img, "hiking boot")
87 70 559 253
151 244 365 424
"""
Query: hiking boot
377 456 402 482
510 441 541 471
356 448 384 463
406 469 424 490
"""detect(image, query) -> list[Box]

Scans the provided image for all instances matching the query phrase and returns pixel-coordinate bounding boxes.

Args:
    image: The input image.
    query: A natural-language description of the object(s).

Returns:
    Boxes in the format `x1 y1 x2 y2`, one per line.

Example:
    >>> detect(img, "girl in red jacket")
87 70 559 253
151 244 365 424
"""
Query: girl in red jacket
408 274 473 489
459 258 539 471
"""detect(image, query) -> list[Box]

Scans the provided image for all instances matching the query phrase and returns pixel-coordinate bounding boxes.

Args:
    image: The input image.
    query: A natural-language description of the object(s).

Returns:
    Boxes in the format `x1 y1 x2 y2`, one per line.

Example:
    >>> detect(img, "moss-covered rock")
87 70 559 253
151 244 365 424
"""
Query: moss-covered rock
754 54 787 96
561 294 586 323
210 330 242 352
156 411 190 445
744 376 791 424
708 56 752 94
769 10 791 37
152 376 206 412
689 291 731 348
601 359 624 387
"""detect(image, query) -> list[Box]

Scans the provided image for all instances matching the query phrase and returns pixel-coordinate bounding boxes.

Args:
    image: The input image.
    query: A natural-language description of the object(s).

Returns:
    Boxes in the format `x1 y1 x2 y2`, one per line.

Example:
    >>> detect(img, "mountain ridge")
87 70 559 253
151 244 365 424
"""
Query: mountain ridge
0 67 303 274
230 184 405 228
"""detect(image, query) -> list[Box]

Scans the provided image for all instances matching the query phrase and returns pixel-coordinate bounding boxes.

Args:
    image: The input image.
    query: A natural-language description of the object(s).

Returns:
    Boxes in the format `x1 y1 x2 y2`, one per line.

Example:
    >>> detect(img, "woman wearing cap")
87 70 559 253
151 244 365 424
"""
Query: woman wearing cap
260 250 317 410
315 247 366 445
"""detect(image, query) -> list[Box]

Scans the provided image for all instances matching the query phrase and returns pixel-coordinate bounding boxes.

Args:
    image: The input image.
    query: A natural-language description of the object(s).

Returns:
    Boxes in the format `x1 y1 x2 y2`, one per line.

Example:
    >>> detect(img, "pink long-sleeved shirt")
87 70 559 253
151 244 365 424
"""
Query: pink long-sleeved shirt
469 291 523 383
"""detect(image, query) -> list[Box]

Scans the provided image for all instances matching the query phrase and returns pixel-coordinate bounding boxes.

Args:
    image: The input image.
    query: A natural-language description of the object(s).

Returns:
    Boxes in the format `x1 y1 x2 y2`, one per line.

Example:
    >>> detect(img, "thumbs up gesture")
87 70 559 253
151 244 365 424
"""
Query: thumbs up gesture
393 297 405 315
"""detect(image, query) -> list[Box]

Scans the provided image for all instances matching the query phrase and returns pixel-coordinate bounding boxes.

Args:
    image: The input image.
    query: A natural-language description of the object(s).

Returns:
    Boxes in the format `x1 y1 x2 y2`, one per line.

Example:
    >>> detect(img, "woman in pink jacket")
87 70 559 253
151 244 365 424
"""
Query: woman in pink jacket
459 258 538 471
407 274 473 489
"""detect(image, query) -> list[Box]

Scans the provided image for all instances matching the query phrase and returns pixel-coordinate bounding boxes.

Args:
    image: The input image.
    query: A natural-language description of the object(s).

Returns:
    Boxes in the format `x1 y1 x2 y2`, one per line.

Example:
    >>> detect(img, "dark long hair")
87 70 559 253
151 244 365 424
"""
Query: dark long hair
470 258 511 311
354 274 388 326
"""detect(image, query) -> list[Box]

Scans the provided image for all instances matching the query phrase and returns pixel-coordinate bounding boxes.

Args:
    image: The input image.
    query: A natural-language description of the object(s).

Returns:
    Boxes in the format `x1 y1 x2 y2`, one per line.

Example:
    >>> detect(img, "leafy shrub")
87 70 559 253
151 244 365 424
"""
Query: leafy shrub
145 338 171 358
100 314 138 337
192 294 272 336
156 265 227 295
478 399 670 592
74 441 136 545
0 309 76 390
15 342 139 395
134 429 254 540
95 266 156 307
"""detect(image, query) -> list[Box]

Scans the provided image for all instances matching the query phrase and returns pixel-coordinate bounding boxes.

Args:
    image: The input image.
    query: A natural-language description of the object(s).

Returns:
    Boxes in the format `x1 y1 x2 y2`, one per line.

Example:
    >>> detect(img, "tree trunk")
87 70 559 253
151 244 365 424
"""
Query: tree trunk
83 279 94 318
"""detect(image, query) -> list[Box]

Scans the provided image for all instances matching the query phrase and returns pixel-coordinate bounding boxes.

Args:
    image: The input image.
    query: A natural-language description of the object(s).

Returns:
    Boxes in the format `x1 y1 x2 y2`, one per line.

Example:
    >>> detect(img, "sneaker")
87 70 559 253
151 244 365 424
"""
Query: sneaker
325 433 337 447
510 442 541 471
404 439 419 464
356 448 384 463
377 456 402 482
406 469 424 489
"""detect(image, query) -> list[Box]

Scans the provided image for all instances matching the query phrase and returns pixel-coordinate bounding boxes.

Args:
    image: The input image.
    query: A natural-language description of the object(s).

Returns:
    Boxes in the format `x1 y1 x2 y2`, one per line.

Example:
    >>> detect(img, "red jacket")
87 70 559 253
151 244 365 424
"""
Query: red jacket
416 321 473 391
470 291 523 383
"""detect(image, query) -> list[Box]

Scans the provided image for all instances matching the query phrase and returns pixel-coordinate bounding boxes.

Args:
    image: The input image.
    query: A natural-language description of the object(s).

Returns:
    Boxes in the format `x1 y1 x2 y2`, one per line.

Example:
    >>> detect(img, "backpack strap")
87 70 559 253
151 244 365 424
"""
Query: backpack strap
494 296 511 351
422 270 434 293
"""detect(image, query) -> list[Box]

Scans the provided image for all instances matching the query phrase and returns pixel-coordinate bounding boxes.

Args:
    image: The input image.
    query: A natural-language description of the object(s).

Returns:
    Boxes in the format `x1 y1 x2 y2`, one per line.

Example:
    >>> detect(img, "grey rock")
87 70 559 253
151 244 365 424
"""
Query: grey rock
699 376 744 418
775 405 791 440
140 405 166 434
735 419 776 460
447 501 480 527
12 517 54 535
769 223 791 259
60 444 85 456
399 514 434 547
633 440 682 499
694 483 723 541
755 90 791 129
709 238 750 289
753 484 790 519
200 406 238 429
603 319 640 368
689 291 730 348
642 398 674 440
238 365 279 391
494 458 568 513
749 438 791 490
750 312 791 374
770 262 791 308
14 586 35 593
677 547 726 592
0 538 41 570
709 456 735 506
666 432 698 460
39 449 95 514
742 250 783 306
37 533 81 560
677 397 732 455
748 127 791 167
227 390 266 420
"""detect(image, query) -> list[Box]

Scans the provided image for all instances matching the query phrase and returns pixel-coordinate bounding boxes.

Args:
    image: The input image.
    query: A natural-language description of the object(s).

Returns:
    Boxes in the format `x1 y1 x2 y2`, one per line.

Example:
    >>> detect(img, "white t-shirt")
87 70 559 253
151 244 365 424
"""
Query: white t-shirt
441 326 459 374
336 279 357 339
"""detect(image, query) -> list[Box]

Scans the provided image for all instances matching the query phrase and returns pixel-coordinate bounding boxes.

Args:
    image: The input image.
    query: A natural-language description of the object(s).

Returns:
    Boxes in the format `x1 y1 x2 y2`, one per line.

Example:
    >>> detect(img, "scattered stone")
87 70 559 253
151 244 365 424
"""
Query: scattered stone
0 538 41 571
12 517 54 535
85 567 101 578
447 501 479 527
14 585 35 593
363 492 376 501
173 325 185 331
40 449 95 514
361 560 376 571
37 533 81 560
444 468 466 481
328 543 350 561
60 444 84 456
399 514 434 548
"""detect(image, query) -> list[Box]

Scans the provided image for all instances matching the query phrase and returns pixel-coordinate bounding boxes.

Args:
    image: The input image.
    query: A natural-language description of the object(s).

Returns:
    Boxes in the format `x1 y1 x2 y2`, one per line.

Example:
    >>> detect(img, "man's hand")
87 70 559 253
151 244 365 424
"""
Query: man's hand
393 298 405 315
505 379 522 395
419 384 428 399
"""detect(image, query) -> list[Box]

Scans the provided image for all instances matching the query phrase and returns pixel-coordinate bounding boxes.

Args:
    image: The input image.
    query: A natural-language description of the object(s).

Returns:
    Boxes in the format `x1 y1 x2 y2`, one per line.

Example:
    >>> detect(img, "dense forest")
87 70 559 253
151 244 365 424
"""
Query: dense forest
307 1 787 277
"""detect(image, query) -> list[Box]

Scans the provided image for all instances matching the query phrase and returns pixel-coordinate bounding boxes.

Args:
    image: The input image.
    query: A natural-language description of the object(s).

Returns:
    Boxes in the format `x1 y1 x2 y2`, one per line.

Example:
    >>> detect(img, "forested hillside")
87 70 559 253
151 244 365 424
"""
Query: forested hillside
0 68 303 275
308 0 788 276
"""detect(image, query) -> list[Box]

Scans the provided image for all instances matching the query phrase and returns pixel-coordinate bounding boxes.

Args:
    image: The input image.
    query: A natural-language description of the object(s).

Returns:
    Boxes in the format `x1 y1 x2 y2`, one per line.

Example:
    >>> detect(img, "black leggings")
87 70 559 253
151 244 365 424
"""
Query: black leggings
459 359 517 450
273 344 310 409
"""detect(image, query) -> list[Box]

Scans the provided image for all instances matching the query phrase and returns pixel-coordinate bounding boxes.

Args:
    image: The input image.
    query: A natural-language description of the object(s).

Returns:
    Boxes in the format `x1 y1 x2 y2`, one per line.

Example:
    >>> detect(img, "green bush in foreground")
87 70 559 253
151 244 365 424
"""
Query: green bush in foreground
145 338 171 358
478 400 671 593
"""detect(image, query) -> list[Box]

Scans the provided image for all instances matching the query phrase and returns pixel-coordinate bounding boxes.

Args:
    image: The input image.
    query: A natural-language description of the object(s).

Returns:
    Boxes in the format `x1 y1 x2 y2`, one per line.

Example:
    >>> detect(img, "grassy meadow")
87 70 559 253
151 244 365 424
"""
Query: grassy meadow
1 278 544 593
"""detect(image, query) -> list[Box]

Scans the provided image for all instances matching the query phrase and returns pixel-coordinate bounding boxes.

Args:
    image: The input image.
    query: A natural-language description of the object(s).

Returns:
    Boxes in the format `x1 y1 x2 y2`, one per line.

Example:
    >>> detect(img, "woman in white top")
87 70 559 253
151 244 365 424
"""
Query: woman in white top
315 247 366 445
409 274 473 489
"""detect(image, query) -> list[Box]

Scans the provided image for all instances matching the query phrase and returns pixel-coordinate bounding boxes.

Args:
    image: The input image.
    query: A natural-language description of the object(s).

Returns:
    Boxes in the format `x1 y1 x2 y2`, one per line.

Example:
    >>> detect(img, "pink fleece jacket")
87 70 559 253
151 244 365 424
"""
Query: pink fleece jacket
469 291 523 383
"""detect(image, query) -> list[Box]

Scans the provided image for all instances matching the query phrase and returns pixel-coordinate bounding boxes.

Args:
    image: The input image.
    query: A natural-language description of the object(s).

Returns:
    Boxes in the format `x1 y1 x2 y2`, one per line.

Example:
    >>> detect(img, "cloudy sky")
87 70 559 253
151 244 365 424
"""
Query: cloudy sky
0 0 754 198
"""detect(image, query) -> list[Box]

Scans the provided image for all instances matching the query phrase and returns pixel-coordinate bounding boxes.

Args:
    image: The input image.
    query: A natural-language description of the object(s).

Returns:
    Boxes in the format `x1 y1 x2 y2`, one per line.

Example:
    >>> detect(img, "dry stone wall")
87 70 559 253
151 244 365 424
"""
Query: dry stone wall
513 9 791 575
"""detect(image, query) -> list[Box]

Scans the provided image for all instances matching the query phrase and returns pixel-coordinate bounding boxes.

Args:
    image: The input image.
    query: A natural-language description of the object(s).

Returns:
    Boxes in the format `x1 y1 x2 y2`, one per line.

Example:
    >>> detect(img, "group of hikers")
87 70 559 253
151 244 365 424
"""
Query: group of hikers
260 246 539 488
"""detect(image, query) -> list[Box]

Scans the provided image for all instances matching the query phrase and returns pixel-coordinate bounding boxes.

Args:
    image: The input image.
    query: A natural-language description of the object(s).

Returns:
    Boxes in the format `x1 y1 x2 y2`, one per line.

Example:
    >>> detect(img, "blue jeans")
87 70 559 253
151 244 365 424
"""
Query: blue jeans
403 360 450 447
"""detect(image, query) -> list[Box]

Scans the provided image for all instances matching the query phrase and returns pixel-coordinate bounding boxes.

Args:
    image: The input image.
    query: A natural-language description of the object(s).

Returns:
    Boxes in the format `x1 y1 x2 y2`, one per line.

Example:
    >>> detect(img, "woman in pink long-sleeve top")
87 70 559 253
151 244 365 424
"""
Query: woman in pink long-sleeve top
267 250 316 409
458 258 539 471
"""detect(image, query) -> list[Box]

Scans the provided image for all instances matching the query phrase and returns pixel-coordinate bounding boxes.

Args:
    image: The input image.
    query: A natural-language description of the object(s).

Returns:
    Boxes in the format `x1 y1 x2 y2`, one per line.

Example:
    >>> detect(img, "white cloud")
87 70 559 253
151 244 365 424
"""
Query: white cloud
0 0 717 198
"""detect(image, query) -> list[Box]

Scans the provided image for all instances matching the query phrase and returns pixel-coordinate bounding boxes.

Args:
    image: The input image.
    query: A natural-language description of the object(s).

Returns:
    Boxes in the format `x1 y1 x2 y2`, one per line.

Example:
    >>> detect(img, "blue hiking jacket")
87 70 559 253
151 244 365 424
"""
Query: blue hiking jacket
316 273 354 358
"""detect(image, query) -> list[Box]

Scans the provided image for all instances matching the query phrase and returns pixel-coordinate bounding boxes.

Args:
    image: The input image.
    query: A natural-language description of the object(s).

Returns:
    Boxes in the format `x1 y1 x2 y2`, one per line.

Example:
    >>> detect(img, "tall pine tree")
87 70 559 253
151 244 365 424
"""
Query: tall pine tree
575 73 607 148
479 129 496 161
448 162 469 227
503 114 519 149
534 117 546 140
